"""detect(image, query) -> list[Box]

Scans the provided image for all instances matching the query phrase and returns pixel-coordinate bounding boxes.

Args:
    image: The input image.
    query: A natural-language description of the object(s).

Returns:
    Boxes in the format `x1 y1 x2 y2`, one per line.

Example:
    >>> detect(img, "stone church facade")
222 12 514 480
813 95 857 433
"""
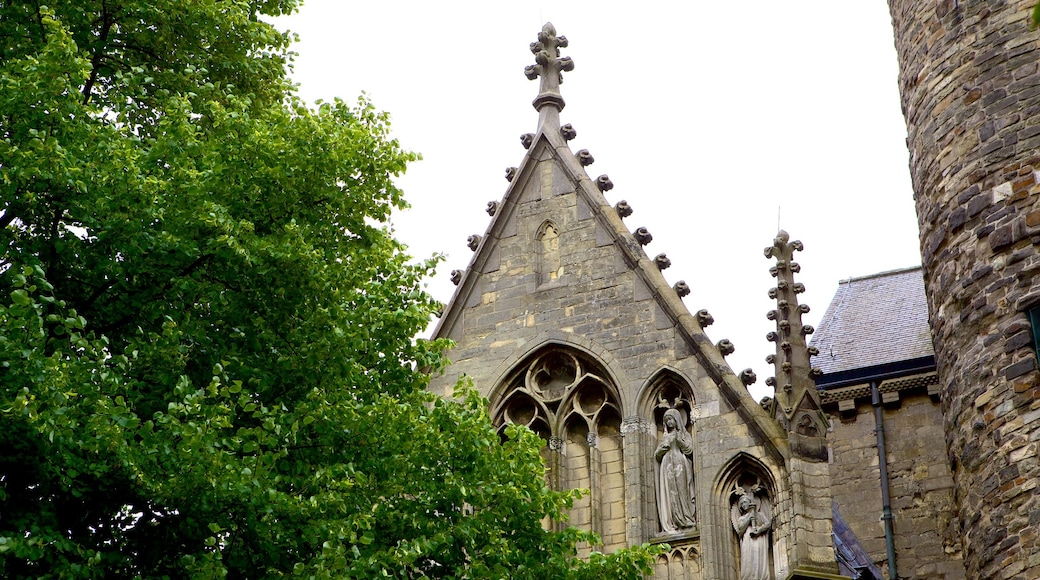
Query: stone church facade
429 24 841 580
431 5 1040 577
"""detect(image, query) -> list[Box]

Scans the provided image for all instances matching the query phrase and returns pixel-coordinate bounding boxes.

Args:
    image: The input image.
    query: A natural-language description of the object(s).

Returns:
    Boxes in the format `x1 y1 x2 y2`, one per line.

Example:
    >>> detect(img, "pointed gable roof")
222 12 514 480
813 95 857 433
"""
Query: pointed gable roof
430 22 782 451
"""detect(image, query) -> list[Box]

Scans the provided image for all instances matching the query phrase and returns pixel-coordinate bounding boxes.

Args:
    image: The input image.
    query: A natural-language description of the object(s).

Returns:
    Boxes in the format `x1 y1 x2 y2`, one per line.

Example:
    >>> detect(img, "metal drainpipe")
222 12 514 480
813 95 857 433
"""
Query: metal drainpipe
872 381 898 579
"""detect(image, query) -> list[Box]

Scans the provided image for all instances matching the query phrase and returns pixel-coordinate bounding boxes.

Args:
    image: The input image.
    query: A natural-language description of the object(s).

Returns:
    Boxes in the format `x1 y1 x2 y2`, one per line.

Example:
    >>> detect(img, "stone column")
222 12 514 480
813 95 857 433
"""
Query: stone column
887 2 1040 577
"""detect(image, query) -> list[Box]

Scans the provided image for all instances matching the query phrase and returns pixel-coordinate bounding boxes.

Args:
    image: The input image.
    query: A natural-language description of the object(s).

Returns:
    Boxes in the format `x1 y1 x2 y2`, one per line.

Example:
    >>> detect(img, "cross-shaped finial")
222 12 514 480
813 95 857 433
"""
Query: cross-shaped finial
525 23 573 123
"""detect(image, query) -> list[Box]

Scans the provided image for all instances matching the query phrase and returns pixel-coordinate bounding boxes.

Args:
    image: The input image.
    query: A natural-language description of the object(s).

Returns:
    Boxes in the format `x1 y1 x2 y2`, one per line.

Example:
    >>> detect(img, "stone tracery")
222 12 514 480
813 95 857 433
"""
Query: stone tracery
491 346 625 551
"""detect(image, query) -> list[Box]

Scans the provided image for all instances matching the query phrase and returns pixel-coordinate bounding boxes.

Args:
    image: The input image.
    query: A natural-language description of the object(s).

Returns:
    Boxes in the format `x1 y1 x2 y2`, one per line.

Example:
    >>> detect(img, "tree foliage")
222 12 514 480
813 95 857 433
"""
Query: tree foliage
0 2 658 577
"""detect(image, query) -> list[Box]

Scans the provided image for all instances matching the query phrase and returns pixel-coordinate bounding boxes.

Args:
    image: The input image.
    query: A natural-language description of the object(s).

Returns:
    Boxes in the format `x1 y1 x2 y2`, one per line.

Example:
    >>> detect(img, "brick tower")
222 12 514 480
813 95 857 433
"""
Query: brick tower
887 2 1040 578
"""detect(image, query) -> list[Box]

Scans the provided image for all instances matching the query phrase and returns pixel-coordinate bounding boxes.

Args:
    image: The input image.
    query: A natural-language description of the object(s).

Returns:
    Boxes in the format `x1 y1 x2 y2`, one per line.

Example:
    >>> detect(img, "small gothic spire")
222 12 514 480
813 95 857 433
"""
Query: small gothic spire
764 230 827 461
525 22 573 131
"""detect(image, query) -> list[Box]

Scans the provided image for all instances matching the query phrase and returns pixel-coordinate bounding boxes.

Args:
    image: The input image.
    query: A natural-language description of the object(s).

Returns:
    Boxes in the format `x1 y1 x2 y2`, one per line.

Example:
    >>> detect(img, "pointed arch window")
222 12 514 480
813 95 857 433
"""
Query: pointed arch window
491 346 626 551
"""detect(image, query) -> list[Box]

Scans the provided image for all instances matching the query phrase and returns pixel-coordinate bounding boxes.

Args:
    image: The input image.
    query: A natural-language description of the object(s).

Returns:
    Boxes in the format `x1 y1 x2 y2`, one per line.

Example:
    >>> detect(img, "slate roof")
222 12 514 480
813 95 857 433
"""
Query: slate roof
810 266 934 378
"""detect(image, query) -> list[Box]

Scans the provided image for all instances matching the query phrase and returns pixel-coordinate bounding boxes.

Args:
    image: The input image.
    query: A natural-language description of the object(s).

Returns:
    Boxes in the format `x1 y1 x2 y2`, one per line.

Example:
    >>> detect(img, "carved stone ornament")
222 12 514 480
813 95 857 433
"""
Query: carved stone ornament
807 346 819 356
654 253 672 270
717 339 735 356
596 174 614 193
576 149 594 166
450 269 463 286
696 309 713 327
740 368 757 386
730 486 773 580
520 133 534 149
486 200 499 216
634 227 652 245
466 235 482 251
505 167 517 182
765 376 777 387
656 407 697 534
614 200 633 218
674 281 691 298
560 123 577 140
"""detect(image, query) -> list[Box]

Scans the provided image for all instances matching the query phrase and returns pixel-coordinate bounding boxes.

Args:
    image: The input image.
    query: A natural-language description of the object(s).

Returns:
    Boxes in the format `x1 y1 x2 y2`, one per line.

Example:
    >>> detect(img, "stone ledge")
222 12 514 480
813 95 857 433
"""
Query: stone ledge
820 371 939 409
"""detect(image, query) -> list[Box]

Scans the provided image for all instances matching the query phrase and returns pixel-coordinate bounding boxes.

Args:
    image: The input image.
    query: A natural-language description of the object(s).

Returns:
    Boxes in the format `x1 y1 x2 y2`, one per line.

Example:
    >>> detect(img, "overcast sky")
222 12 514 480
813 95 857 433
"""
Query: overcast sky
274 2 921 400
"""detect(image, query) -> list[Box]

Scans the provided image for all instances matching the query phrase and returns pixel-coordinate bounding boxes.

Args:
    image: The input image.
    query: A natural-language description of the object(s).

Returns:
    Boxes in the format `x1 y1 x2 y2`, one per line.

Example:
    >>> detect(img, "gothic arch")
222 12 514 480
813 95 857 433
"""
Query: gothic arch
713 452 781 580
654 543 702 580
535 219 562 285
487 336 626 416
638 366 697 425
489 344 628 552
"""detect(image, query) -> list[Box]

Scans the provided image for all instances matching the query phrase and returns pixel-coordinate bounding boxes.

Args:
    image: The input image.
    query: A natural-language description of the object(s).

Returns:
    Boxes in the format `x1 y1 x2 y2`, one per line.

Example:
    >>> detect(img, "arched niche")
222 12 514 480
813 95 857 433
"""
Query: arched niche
714 453 780 580
490 345 626 551
639 367 697 437
535 220 562 286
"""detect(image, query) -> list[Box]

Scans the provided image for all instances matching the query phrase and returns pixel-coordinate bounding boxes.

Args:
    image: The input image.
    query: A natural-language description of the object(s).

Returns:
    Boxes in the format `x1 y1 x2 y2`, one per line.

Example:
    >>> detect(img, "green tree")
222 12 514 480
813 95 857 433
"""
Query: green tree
0 2 658 577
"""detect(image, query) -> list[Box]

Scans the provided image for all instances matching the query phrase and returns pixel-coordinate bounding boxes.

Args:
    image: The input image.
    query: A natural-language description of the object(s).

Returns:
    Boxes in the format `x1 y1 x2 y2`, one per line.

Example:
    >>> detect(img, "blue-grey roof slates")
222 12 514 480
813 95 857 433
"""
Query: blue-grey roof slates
809 266 934 376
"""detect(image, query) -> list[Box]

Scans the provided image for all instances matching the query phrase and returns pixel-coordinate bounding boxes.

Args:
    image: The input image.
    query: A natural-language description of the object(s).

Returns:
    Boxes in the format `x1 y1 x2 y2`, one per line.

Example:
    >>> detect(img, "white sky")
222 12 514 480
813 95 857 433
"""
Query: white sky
275 2 922 400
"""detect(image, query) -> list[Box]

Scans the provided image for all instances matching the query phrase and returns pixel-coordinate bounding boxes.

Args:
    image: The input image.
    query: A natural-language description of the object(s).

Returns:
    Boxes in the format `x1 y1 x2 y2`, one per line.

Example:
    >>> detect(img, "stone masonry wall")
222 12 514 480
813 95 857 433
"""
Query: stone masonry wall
887 1 1040 577
827 389 963 579
430 138 797 579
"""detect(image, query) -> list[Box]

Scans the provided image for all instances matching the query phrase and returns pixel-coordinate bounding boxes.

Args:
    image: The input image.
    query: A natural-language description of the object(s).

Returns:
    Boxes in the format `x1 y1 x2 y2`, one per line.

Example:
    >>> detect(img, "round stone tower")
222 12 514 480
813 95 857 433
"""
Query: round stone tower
887 1 1040 578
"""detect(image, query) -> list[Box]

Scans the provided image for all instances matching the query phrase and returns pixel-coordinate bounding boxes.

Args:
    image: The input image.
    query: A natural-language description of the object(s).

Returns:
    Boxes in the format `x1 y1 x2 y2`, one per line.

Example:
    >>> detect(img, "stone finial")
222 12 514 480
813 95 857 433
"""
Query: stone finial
674 281 691 298
765 376 777 387
810 367 823 377
634 227 652 245
560 123 577 140
486 201 499 216
696 309 713 327
740 368 757 387
717 339 735 356
793 283 806 294
766 310 778 321
798 303 810 313
765 354 776 364
526 23 573 129
576 149 594 166
505 167 517 182
466 235 482 251
450 270 463 285
801 325 815 336
615 200 633 218
520 133 534 149
807 346 819 356
654 253 671 270
596 174 614 193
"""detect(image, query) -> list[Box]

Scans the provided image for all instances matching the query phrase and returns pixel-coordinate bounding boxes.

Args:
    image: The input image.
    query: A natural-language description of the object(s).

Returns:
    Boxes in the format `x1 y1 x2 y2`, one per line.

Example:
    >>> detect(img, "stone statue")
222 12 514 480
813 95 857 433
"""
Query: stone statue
731 488 773 580
655 408 696 533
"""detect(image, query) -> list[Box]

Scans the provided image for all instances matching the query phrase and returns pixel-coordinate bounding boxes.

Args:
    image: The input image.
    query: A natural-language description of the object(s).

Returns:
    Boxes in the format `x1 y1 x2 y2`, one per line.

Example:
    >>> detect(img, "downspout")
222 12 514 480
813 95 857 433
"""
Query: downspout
871 381 898 579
